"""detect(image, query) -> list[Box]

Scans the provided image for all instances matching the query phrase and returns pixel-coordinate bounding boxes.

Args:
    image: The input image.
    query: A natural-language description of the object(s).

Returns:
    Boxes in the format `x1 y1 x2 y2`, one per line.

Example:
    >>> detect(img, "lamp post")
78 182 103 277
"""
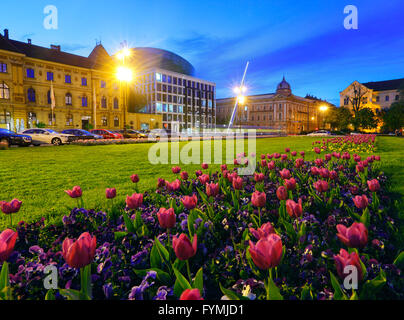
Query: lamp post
319 105 328 129
234 86 247 130
116 47 132 134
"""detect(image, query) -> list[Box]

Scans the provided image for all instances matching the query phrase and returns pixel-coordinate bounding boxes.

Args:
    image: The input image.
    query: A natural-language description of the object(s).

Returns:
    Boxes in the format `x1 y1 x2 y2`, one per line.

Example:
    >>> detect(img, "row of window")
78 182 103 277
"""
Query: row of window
25 87 119 108
155 72 214 92
27 112 120 127
343 94 400 105
162 114 213 123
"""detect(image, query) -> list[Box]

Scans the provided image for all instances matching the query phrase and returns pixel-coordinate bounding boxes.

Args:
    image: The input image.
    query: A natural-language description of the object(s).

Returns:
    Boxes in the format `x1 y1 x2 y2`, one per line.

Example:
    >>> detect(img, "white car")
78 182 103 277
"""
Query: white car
307 130 331 136
19 129 75 146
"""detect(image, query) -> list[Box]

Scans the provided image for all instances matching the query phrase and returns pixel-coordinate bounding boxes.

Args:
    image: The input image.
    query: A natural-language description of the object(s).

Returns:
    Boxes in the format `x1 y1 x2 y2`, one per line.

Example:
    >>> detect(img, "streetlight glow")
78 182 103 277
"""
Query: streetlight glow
237 95 245 104
319 105 329 112
116 66 133 82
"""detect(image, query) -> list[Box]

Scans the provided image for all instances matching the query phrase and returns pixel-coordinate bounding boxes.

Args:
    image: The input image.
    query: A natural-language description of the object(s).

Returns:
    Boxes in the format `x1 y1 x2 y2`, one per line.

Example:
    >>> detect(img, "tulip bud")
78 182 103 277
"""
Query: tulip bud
352 195 368 209
105 188 116 199
276 186 288 200
0 229 18 262
180 288 203 300
157 208 176 229
62 232 96 269
126 193 143 209
251 190 266 208
336 222 368 249
249 234 283 270
172 234 197 260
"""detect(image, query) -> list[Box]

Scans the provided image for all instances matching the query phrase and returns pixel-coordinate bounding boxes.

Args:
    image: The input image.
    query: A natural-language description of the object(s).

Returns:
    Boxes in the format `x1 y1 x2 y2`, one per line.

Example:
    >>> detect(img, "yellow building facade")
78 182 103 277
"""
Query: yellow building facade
0 30 161 132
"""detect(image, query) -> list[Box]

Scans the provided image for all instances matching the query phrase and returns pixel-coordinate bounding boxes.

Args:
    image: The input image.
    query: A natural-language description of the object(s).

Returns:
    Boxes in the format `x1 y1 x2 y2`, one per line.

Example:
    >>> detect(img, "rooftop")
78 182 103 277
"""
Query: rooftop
362 78 404 91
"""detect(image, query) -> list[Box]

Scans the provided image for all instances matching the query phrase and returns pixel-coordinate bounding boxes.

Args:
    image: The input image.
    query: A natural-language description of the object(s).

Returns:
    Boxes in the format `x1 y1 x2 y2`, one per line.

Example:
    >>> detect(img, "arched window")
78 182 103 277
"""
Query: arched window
113 97 119 109
101 96 107 108
65 93 72 105
0 82 10 99
27 88 36 102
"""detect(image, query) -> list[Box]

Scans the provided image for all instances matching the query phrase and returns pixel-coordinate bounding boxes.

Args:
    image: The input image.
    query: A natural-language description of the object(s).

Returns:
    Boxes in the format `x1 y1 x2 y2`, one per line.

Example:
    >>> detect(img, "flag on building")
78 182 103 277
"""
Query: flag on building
50 80 56 125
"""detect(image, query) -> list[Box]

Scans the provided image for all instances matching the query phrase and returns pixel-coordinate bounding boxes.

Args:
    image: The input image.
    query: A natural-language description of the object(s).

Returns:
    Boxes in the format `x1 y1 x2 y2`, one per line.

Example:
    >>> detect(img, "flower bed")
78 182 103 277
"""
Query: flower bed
0 147 403 300
313 134 376 154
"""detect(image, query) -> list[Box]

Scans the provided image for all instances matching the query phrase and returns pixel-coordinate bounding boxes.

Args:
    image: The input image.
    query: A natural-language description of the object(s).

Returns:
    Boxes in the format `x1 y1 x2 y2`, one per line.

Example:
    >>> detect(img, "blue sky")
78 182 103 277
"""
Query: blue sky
1 0 403 104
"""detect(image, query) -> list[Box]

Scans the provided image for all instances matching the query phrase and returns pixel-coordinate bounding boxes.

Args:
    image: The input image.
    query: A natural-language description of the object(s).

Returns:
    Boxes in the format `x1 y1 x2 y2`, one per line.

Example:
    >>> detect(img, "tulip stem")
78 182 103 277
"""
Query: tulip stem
258 208 261 227
186 260 192 284
266 268 272 300
9 214 12 228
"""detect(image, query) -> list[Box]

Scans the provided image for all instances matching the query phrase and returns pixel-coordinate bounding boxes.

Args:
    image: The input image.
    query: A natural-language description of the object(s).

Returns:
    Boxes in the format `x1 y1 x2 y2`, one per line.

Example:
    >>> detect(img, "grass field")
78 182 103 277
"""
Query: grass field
0 136 403 228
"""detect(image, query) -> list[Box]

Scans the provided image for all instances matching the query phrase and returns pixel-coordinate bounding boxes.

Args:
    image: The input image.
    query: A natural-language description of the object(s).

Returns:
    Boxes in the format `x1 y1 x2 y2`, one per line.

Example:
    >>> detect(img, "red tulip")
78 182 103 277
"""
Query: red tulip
286 199 303 218
232 176 243 190
172 234 197 260
334 249 363 282
267 161 275 170
313 180 329 193
206 183 219 198
0 229 18 262
220 164 227 172
105 188 116 199
251 191 266 208
375 155 381 161
195 170 203 177
0 199 22 214
279 168 291 179
319 168 330 179
157 208 176 229
131 174 140 183
276 186 288 200
336 222 368 249
234 159 239 165
300 151 305 157
198 174 210 185
367 179 380 192
352 195 368 209
281 154 288 161
201 163 209 170
329 170 338 180
172 166 181 174
325 154 332 161
315 158 324 167
310 167 320 176
295 158 304 168
284 178 296 190
62 232 96 269
291 151 297 157
249 234 283 270
65 186 82 198
166 179 181 192
356 164 364 173
249 222 275 240
181 194 198 210
180 288 203 300
254 172 265 182
227 172 238 183
180 171 189 180
285 148 290 153
157 178 166 188
314 147 321 154
260 159 267 167
273 153 281 159
126 193 143 209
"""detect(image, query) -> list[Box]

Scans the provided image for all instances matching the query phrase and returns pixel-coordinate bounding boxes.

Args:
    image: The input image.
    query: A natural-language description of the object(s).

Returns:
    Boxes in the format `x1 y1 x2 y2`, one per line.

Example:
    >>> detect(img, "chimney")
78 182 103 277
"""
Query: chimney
4 29 9 39
50 44 61 51
28 39 32 45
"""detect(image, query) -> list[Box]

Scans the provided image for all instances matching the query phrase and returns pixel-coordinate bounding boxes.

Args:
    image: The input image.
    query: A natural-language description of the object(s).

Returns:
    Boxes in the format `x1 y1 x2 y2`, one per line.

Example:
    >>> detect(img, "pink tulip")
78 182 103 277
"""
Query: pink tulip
249 222 275 240
249 234 283 270
201 163 209 170
284 178 297 191
0 229 18 262
367 179 380 192
198 174 210 185
319 168 330 179
300 151 305 157
352 195 368 209
0 199 22 214
254 172 265 182
206 183 219 198
279 168 291 179
180 171 189 180
172 234 197 260
336 222 368 249
251 191 266 208
180 289 203 300
157 178 166 188
295 158 304 168
313 180 329 193
157 208 176 229
126 193 143 209
285 148 290 153
286 199 303 218
131 174 139 183
276 186 288 201
329 170 338 180
167 179 181 192
310 167 320 176
172 166 181 174
220 164 227 172
281 154 288 161
314 147 321 154
356 164 364 173
195 170 203 177
62 232 96 269
64 186 82 198
232 176 243 190
181 194 198 210
267 161 275 170
105 188 116 199
291 151 297 157
260 159 267 167
234 159 239 165
325 154 332 161
334 249 363 282
315 158 324 167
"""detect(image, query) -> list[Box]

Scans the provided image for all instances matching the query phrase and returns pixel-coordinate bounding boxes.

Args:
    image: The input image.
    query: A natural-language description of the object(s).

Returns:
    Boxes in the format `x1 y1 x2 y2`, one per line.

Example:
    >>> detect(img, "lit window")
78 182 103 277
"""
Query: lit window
66 114 73 126
156 103 162 112
101 96 107 108
102 117 108 126
65 93 72 105
0 82 10 99
156 73 162 81
0 63 7 73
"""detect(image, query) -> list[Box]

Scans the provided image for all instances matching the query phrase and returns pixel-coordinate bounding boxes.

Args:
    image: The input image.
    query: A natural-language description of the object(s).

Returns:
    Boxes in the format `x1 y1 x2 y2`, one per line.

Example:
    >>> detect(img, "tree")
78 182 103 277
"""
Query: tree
382 102 404 131
324 106 352 131
355 108 377 130
346 83 369 130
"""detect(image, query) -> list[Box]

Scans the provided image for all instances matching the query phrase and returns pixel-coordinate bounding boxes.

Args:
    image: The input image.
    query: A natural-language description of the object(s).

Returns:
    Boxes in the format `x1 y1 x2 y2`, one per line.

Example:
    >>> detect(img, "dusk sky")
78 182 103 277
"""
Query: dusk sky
1 0 403 104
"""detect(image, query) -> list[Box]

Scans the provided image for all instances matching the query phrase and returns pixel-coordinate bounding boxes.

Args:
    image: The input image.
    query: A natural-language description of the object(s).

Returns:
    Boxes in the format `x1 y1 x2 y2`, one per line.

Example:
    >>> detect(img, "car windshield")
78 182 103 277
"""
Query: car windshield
80 130 92 134
45 129 58 134
0 129 15 134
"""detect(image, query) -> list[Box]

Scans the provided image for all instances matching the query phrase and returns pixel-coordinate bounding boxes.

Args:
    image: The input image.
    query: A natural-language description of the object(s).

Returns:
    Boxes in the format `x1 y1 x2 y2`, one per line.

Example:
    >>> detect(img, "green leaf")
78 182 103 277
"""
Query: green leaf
150 242 162 269
329 271 347 300
154 237 170 262
300 283 313 300
350 290 358 300
173 267 192 297
193 268 203 293
114 231 127 241
393 251 404 269
360 208 370 227
267 276 284 300
59 288 90 300
0 262 9 291
133 210 144 230
123 212 136 233
359 268 386 300
80 264 92 300
45 289 56 300
219 283 249 300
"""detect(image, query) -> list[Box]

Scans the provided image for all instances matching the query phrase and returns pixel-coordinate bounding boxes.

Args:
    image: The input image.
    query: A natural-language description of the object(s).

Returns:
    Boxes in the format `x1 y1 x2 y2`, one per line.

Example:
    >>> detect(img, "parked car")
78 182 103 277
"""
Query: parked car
90 129 124 139
61 129 103 140
307 130 331 136
19 128 75 146
0 128 32 147
148 129 172 140
113 129 147 139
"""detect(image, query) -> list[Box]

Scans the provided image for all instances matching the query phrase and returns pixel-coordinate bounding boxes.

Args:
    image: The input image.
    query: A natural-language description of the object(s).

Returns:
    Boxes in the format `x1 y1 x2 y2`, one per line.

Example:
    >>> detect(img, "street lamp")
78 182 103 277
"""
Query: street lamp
234 86 247 129
319 105 329 129
116 66 133 133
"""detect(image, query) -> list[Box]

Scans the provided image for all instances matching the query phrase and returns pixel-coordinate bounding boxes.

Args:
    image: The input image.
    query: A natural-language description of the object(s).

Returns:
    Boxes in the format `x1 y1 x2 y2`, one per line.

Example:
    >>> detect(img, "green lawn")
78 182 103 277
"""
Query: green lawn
0 136 403 227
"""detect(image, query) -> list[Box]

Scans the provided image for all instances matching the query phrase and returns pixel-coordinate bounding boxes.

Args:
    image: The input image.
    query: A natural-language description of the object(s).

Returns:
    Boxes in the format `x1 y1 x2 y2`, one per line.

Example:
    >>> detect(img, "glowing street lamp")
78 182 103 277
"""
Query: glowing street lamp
319 105 329 112
116 66 133 82
116 48 131 62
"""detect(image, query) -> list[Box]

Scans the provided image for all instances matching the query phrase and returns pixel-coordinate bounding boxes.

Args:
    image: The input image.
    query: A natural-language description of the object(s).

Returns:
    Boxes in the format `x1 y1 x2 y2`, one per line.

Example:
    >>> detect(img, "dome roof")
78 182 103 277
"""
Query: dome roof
128 47 195 76
277 76 291 90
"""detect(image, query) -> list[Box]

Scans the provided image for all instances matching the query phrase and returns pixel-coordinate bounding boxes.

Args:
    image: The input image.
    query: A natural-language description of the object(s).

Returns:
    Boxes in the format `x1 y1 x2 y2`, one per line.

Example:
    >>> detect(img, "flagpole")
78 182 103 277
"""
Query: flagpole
50 80 55 128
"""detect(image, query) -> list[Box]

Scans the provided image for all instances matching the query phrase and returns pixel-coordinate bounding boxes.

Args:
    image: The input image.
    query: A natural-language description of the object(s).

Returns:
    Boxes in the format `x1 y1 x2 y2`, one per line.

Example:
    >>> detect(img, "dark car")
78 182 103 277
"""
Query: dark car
113 129 147 139
61 129 102 140
0 128 32 147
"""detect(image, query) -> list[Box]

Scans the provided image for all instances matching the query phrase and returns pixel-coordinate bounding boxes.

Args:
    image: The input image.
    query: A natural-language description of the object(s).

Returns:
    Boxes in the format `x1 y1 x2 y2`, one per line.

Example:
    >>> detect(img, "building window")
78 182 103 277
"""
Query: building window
395 95 400 101
156 73 162 81
385 95 389 101
0 63 7 73
114 117 119 127
101 117 107 126
65 93 72 105
376 96 380 102
101 96 107 108
65 75 71 84
81 77 87 86
0 111 11 124
113 97 119 109
82 96 88 107
27 68 35 78
48 113 56 126
0 82 10 99
47 72 54 81
27 88 36 102
47 90 52 104
101 81 106 88
66 114 73 126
